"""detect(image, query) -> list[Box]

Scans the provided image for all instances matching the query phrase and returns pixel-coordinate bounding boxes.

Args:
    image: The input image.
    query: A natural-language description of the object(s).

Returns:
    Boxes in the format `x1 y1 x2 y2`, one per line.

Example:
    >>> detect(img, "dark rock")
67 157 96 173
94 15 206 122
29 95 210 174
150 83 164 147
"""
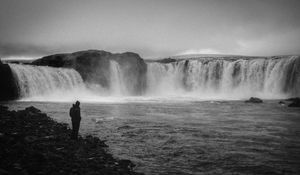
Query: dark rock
286 97 300 107
285 97 300 102
278 101 285 105
85 135 108 147
32 50 147 95
110 52 147 95
155 58 177 63
288 103 300 107
0 61 19 101
25 106 41 113
282 57 300 96
43 135 55 139
24 136 38 143
0 168 9 175
0 106 143 175
183 60 191 91
0 105 8 111
245 97 263 103
30 54 69 68
118 159 135 169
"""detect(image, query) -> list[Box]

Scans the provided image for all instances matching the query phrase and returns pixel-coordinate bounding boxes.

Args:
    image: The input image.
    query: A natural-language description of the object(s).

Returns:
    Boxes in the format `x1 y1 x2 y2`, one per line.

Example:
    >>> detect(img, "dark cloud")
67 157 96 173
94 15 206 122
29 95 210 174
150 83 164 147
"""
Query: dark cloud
0 43 55 58
0 0 299 59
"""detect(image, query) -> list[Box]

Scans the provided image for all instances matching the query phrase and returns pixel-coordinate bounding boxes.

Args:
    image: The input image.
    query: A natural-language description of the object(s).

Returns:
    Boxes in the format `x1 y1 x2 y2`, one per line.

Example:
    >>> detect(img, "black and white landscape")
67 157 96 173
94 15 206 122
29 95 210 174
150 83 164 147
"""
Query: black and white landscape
1 52 300 101
1 0 300 175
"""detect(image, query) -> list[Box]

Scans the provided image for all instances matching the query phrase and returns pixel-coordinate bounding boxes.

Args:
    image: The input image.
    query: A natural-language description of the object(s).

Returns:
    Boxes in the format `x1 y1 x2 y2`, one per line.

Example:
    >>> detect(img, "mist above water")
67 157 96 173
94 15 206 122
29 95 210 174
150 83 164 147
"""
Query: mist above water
8 55 300 102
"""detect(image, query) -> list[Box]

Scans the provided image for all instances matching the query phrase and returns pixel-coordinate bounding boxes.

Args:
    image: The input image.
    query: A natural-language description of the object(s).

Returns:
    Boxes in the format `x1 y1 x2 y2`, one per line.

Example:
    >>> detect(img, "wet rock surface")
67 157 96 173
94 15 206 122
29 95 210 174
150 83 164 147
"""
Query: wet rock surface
285 97 300 107
0 105 143 175
0 60 19 101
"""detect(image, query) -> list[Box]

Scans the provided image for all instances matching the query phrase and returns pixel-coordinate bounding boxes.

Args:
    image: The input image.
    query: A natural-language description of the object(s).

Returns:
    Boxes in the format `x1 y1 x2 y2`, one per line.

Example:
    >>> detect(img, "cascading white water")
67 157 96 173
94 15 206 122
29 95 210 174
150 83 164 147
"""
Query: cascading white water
7 56 299 102
147 62 186 95
109 61 128 95
9 64 86 99
146 56 300 99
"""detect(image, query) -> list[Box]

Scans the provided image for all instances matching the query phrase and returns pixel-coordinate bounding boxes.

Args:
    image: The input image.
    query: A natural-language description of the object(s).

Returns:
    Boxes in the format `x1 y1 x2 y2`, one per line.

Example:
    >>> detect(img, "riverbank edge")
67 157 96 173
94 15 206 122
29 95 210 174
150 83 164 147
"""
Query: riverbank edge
0 105 143 175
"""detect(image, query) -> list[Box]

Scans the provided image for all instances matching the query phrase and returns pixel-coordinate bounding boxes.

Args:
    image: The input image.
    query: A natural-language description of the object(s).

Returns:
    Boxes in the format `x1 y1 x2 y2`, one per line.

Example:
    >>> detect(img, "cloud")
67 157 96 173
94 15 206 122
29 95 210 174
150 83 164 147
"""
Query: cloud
237 29 300 56
177 48 221 56
0 0 299 59
0 43 55 59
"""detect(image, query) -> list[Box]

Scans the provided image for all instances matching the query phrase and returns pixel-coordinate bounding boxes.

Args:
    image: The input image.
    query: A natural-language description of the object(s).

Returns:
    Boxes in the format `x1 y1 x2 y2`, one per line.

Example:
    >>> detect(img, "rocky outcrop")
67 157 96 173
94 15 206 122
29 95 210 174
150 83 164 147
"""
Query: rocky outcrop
32 50 112 88
245 97 263 103
0 60 18 101
32 53 70 67
285 97 300 107
32 50 147 95
278 101 286 105
152 58 177 63
0 105 143 175
110 52 147 95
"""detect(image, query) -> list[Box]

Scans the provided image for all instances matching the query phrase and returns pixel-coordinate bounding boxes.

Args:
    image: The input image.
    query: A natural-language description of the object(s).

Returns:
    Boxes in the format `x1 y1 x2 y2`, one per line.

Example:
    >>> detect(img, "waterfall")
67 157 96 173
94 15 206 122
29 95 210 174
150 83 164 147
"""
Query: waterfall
109 60 128 95
147 61 186 95
9 64 85 99
146 56 300 99
6 55 299 101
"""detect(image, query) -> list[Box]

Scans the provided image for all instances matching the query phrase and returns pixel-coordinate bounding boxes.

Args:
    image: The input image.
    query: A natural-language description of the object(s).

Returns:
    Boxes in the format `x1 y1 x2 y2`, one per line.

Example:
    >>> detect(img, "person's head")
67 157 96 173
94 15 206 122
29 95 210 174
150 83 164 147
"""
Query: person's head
75 101 80 107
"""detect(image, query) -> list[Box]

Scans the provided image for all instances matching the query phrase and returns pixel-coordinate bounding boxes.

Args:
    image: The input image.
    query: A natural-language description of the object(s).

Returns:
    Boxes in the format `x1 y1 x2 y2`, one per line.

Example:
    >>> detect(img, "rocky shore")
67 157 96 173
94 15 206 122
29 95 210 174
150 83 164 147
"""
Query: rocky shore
0 105 143 175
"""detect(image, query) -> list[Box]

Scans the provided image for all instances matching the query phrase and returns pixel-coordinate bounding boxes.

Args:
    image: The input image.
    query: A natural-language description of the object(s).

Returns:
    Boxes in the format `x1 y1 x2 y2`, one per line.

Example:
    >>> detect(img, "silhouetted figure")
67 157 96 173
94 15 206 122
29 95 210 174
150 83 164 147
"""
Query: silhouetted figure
69 101 81 140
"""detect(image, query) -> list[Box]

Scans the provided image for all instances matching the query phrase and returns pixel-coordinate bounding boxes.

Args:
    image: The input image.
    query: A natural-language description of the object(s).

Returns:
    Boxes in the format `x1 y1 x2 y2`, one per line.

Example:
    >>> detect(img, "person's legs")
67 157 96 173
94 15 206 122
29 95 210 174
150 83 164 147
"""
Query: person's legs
76 120 81 138
71 120 76 139
73 120 80 139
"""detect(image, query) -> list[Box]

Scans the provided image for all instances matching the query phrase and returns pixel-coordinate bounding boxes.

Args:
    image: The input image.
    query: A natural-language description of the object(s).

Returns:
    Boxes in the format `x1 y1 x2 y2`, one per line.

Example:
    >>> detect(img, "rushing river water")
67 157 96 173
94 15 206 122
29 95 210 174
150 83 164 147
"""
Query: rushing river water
2 100 300 175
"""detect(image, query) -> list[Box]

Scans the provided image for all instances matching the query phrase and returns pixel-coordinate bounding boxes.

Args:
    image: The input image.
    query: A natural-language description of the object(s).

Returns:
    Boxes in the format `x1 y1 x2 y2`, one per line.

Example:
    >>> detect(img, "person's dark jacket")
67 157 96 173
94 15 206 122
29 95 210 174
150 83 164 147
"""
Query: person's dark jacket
70 105 81 121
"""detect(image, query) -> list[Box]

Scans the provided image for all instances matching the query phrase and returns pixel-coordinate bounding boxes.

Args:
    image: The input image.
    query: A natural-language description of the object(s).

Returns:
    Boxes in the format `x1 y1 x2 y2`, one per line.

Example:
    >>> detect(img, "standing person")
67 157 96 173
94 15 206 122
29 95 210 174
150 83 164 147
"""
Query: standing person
69 101 81 140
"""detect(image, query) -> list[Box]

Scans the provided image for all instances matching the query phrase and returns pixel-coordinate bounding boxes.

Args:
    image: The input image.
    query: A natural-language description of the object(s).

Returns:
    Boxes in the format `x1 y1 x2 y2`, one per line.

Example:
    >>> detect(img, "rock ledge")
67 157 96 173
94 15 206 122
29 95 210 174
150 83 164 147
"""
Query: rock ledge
0 105 143 175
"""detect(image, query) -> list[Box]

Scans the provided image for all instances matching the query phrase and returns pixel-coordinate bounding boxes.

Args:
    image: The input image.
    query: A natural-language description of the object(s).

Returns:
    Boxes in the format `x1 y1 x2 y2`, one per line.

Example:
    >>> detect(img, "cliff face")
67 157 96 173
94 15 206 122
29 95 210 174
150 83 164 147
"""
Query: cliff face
110 52 147 95
0 60 18 101
32 50 147 95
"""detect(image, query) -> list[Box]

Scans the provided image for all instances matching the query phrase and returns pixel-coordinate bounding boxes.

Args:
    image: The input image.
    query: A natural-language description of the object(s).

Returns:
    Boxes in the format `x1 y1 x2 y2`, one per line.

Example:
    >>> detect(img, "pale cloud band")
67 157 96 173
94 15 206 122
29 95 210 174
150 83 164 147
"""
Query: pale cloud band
0 0 299 59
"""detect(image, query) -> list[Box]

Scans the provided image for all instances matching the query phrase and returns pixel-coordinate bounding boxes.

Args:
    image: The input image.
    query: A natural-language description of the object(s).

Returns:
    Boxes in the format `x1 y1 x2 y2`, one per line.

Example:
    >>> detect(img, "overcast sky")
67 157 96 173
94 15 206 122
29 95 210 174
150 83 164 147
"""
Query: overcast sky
0 0 300 59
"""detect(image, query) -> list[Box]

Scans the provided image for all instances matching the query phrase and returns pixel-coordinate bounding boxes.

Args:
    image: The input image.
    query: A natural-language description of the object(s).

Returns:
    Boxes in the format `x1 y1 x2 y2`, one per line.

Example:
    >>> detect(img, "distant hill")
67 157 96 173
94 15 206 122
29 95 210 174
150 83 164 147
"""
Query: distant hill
1 59 34 64
146 54 299 63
